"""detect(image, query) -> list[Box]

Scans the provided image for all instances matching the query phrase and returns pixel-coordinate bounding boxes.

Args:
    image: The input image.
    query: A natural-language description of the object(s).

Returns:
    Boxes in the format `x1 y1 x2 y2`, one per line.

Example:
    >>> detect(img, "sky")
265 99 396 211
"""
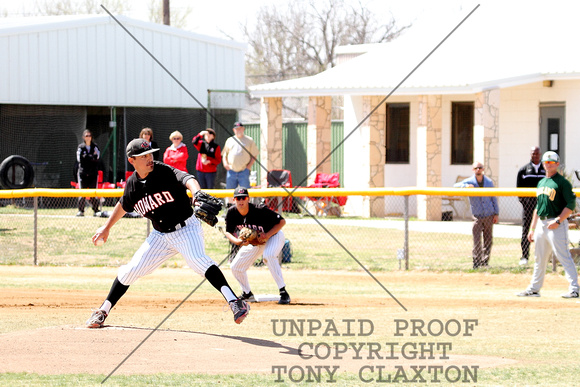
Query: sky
0 0 472 42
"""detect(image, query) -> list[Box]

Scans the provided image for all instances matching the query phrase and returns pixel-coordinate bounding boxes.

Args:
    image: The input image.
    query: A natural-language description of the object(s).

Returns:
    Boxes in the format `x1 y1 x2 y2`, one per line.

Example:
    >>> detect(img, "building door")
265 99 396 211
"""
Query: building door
540 105 565 165
283 122 308 186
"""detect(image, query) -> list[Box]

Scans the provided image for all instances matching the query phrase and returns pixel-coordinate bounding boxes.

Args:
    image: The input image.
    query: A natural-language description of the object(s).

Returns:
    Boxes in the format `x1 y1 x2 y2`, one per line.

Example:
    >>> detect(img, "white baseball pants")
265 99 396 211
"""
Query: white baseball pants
528 218 579 293
230 231 286 294
117 216 216 285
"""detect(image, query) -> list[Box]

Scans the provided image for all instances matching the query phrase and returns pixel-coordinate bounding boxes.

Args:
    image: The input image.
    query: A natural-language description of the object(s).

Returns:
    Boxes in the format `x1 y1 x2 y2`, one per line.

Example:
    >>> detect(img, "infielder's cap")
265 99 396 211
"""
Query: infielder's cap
233 187 249 198
541 151 560 163
233 121 244 128
206 128 216 136
126 138 159 158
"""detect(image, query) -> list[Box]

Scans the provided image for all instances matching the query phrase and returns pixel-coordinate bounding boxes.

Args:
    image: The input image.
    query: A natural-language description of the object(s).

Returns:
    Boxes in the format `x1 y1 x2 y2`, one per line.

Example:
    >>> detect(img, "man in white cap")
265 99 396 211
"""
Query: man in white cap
222 122 258 190
517 151 579 298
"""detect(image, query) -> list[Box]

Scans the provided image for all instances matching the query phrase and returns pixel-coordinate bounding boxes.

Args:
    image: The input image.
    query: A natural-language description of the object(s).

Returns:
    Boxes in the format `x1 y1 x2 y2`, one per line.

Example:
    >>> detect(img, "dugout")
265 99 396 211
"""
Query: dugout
0 15 246 192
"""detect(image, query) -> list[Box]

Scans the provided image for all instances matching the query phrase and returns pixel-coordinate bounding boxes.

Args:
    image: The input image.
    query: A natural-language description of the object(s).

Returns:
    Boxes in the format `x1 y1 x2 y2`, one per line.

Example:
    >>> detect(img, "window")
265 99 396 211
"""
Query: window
451 102 474 164
385 103 410 163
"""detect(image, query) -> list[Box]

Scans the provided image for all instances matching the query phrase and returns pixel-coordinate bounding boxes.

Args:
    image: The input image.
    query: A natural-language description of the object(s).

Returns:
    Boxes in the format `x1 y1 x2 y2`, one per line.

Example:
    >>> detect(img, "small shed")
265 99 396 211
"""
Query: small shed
0 15 246 187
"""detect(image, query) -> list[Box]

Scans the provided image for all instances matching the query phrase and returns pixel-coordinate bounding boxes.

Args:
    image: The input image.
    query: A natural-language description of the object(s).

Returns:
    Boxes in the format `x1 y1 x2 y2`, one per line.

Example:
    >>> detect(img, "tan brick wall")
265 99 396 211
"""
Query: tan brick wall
307 96 332 185
475 89 500 185
259 97 283 186
416 95 443 220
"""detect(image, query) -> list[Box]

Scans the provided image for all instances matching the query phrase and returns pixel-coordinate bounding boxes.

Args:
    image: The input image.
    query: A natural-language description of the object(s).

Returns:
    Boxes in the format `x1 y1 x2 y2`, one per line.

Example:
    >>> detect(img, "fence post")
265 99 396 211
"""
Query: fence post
34 196 38 266
404 195 409 270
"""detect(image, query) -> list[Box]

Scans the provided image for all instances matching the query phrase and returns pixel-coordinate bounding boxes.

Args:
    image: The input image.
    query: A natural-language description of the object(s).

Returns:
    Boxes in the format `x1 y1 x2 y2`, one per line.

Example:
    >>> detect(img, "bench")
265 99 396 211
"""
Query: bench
442 175 470 220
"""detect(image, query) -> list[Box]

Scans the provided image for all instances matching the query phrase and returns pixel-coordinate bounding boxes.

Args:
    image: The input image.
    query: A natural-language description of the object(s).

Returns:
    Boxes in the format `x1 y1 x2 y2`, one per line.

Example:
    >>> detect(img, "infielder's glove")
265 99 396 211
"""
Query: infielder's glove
238 227 258 243
193 191 222 227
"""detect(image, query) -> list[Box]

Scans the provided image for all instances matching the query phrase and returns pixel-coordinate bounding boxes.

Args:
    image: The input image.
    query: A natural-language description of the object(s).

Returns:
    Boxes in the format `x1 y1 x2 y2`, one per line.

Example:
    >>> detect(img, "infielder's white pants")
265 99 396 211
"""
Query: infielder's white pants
230 231 286 294
528 219 579 293
117 216 216 285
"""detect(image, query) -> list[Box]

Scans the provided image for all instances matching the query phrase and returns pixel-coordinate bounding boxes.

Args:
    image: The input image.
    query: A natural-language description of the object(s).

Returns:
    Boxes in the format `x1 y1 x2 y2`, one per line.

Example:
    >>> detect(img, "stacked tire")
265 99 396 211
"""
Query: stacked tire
0 155 35 189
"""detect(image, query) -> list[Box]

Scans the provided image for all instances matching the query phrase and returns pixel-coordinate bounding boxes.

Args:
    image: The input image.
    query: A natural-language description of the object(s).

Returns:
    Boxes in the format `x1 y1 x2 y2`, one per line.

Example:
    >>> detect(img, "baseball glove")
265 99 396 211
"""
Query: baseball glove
238 227 258 243
193 191 223 227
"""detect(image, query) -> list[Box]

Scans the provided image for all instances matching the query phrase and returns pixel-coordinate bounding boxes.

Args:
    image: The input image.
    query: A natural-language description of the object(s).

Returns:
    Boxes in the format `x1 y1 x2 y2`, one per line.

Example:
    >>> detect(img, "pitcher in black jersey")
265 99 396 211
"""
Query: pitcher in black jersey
85 138 249 328
224 187 291 304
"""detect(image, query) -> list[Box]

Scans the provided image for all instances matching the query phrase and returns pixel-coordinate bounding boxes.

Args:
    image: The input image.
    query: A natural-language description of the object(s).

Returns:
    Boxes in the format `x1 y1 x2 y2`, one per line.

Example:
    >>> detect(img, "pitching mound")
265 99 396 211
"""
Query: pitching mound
0 325 516 375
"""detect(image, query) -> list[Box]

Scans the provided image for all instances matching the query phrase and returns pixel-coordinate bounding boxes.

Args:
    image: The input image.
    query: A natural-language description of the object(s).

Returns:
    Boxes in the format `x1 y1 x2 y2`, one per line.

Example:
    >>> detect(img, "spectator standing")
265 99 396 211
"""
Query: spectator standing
516 146 545 266
163 131 189 172
139 127 160 161
76 129 101 217
222 122 258 189
454 162 499 269
517 151 579 299
192 128 221 189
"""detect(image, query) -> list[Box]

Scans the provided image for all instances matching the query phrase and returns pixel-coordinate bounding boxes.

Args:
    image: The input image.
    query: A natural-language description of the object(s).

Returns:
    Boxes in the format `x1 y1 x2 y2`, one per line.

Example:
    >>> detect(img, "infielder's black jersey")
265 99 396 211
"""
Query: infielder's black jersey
225 203 284 235
120 161 194 232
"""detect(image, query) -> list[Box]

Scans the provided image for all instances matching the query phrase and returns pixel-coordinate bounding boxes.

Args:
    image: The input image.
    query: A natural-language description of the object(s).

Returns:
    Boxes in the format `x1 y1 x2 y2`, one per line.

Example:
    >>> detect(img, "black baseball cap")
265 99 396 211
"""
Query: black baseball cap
233 187 249 198
126 138 159 158
233 122 244 128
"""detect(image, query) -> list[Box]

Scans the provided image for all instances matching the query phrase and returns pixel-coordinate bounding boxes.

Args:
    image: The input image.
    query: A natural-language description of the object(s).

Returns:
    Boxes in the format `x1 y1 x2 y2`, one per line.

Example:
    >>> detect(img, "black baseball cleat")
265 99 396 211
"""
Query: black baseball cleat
240 291 256 302
278 290 291 305
229 299 249 324
561 291 579 299
516 289 540 297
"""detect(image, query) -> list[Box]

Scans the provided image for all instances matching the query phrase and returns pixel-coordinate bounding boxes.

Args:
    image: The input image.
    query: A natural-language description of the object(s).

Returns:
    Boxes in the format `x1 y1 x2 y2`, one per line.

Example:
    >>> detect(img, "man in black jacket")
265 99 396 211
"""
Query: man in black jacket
516 146 545 266
76 129 101 216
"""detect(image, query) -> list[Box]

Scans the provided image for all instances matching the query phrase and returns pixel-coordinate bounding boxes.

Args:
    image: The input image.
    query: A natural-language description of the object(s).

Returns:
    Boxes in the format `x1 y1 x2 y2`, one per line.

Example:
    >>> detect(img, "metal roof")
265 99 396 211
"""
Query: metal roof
0 15 247 108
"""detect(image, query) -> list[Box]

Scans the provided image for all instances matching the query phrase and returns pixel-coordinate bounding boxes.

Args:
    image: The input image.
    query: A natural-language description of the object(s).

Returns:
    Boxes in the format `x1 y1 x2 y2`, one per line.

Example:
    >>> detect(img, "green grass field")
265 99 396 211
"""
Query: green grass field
0 205 552 273
1 205 580 386
1 266 579 386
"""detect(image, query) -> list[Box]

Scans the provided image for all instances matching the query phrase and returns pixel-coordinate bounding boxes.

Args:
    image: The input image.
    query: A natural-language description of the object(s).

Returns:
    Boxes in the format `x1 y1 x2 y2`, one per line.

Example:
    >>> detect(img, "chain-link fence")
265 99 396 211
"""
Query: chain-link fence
1 189 579 272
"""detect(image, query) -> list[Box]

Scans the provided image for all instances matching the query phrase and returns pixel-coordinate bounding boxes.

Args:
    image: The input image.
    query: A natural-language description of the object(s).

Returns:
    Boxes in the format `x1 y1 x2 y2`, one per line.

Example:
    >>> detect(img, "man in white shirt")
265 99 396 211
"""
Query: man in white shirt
222 122 258 189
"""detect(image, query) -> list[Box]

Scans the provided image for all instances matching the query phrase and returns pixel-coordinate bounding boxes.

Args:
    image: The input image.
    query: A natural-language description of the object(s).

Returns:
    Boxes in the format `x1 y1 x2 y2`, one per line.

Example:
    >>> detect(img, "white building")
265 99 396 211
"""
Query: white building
249 2 580 220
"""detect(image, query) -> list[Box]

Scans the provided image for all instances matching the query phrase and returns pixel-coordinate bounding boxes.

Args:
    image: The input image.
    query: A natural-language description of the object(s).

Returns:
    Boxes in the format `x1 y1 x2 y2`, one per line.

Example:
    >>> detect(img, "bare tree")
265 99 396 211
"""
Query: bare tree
32 0 191 29
244 0 410 86
34 0 130 15
241 0 410 121
147 0 191 29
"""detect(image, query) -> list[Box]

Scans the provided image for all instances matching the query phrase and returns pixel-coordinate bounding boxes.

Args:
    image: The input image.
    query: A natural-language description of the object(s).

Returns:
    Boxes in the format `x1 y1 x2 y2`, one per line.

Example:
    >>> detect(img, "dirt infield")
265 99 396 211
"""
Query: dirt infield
1 267 578 380
0 325 515 375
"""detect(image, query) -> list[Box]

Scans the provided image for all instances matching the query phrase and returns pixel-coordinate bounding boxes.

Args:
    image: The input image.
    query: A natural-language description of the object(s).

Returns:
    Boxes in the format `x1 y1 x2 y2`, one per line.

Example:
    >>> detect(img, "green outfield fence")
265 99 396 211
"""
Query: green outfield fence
1 187 579 272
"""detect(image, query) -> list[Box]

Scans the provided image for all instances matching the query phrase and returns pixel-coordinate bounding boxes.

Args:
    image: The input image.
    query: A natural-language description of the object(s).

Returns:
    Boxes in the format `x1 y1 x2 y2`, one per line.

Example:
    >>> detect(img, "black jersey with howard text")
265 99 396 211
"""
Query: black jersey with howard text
120 161 194 232
225 203 284 236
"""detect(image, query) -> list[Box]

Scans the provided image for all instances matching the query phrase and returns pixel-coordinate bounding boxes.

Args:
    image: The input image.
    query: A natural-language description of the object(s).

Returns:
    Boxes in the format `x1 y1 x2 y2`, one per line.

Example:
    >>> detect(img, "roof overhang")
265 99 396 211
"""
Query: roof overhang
250 72 580 98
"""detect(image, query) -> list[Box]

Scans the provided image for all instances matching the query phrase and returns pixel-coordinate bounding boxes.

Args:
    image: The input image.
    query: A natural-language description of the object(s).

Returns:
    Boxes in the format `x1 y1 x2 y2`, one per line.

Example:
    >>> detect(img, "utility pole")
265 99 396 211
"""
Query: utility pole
163 0 170 26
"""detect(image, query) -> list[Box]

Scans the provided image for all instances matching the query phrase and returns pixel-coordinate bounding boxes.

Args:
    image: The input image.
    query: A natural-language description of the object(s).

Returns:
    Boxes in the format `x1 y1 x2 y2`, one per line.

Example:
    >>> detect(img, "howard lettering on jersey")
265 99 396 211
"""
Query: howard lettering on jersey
237 224 265 233
537 186 556 201
134 192 175 215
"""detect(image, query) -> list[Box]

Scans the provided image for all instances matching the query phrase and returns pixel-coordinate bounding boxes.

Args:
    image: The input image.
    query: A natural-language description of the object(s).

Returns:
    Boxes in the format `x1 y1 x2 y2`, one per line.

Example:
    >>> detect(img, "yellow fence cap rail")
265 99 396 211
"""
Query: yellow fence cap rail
1 187 578 199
